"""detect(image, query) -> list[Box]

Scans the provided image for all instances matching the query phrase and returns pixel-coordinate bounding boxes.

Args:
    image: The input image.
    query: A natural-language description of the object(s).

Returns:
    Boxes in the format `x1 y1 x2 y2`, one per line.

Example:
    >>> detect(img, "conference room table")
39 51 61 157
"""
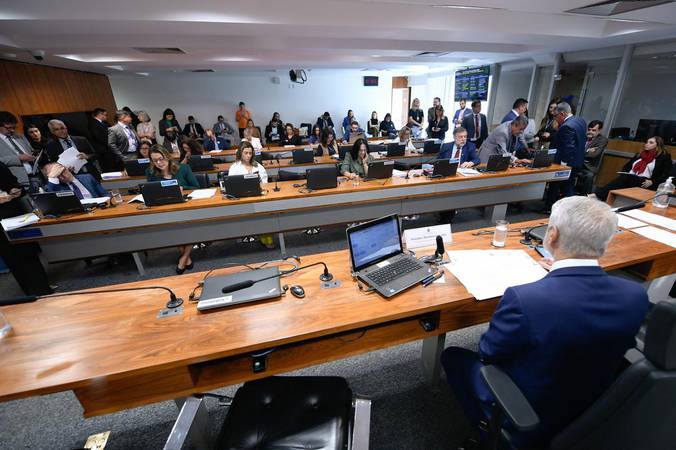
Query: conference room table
1 207 673 429
11 165 572 274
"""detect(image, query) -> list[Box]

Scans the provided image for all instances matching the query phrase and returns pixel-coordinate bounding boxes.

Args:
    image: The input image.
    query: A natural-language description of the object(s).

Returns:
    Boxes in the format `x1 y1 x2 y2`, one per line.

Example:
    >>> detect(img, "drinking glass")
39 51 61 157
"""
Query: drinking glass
0 312 11 339
110 190 123 206
492 219 509 247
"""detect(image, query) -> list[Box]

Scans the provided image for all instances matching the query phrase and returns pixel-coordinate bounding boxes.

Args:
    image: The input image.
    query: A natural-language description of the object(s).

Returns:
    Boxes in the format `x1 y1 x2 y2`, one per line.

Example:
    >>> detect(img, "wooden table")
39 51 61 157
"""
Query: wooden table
607 186 657 207
1 211 674 420
10 165 571 274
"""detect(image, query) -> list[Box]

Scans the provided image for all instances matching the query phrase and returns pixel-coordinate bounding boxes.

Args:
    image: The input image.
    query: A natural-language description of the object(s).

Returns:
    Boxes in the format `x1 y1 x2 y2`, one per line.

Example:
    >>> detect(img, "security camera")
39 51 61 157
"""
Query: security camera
30 50 45 61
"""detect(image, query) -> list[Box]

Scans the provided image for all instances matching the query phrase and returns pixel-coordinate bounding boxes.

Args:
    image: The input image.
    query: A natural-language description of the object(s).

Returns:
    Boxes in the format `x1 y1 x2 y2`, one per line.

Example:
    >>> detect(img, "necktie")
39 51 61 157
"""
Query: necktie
8 136 25 154
453 145 461 159
65 138 73 148
191 124 196 135
69 182 83 199
8 136 33 173
474 115 480 140
214 139 219 151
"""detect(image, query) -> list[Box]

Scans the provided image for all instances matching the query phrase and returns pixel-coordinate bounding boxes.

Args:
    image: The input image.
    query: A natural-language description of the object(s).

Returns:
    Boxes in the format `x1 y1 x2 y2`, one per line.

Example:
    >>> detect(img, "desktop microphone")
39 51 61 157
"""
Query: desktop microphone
221 261 333 294
611 193 675 213
0 286 184 309
434 235 445 260
273 154 281 192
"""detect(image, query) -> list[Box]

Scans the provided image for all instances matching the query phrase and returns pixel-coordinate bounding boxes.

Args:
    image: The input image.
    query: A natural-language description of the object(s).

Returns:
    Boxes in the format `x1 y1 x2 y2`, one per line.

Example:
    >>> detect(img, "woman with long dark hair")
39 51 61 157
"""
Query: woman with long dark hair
158 108 181 137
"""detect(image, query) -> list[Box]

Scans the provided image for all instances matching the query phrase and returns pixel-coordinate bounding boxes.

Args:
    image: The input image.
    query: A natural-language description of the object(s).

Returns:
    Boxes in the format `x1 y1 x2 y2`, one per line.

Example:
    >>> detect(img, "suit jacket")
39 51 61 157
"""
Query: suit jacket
88 118 110 155
552 115 587 169
0 133 34 185
583 134 609 172
162 136 183 155
108 123 139 161
182 122 205 138
479 266 648 446
44 135 95 163
45 173 108 199
621 151 673 189
462 113 488 143
501 110 518 124
479 121 519 163
452 107 471 125
202 136 229 152
438 141 480 165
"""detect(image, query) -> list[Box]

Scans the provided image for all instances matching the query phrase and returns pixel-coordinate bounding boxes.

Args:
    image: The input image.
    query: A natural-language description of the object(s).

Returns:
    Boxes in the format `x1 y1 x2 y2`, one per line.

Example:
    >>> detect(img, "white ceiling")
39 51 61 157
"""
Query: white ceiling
1 0 676 75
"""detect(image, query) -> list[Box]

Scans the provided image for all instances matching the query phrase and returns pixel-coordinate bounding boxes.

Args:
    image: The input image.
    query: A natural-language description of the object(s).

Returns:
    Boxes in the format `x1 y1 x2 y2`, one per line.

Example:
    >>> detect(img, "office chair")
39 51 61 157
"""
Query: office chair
278 169 306 181
193 173 211 189
164 376 371 450
480 301 676 450
608 127 631 139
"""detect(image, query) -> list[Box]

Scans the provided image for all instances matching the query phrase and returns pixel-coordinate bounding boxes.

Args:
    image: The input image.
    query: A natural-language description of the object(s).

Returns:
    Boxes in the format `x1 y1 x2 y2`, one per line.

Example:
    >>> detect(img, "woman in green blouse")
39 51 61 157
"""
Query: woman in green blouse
147 145 199 273
341 138 374 180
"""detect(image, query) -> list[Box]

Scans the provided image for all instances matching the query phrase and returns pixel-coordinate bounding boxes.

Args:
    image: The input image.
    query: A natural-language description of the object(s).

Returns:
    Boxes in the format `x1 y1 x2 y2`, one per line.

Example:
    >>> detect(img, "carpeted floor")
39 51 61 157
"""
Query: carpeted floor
0 203 549 450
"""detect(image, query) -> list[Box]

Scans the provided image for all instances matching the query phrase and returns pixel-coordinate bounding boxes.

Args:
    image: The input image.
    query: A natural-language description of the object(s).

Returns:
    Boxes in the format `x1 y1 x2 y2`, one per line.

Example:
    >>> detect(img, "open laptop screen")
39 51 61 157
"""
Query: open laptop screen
347 215 402 271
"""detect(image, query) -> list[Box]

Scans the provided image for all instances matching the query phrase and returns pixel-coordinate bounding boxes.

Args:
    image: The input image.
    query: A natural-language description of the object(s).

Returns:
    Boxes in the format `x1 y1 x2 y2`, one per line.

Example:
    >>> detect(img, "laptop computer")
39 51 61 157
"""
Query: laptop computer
221 174 262 198
188 155 215 172
338 145 351 160
292 148 314 164
430 158 459 178
124 158 150 176
31 191 85 216
347 215 434 298
306 167 338 190
478 154 511 173
140 180 187 206
530 148 557 169
366 160 394 179
197 266 282 311
386 143 406 157
368 144 384 154
423 140 442 154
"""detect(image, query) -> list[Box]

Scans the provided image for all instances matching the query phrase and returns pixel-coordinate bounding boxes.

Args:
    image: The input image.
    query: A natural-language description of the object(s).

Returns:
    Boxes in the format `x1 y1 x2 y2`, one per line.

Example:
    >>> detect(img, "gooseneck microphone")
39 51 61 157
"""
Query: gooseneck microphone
611 193 675 213
273 154 282 192
222 261 333 294
0 286 184 308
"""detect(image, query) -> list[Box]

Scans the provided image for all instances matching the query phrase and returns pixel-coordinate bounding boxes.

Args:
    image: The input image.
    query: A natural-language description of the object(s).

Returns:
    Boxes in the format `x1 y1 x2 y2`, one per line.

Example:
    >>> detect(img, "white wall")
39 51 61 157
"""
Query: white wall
491 68 531 126
108 70 393 137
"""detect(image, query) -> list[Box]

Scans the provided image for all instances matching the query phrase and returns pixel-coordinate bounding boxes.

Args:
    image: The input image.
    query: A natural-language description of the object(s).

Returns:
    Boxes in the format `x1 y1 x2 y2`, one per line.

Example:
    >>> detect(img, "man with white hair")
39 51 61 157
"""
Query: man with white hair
441 196 649 448
44 119 100 179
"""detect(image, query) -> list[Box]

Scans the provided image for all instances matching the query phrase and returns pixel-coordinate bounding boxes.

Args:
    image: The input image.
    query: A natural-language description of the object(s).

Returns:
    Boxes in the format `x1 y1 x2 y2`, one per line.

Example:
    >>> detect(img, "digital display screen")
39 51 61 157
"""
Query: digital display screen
349 217 401 270
454 66 490 101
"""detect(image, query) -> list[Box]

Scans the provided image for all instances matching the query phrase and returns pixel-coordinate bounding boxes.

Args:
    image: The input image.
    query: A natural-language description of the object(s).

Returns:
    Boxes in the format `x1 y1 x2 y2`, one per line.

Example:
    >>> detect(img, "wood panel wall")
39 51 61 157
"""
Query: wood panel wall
0 60 117 131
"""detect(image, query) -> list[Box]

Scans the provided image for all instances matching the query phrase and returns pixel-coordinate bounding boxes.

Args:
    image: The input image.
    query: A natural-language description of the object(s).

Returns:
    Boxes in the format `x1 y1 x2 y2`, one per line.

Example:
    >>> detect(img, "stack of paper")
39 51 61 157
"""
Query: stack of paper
101 172 124 180
188 188 216 199
622 209 676 232
616 214 647 229
446 249 547 300
80 196 111 206
457 168 481 177
1 213 40 231
632 226 676 248
57 147 87 173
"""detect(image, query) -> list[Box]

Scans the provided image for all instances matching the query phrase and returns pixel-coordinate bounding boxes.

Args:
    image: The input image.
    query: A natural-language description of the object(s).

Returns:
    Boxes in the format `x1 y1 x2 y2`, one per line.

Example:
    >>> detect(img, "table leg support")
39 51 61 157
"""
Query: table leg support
421 333 446 388
131 252 145 276
166 397 214 450
484 204 508 223
278 232 287 258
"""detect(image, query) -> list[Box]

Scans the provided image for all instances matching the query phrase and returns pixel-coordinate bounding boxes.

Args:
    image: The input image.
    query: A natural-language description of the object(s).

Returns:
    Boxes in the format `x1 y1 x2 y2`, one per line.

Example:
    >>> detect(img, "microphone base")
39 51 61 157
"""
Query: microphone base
319 273 334 282
166 297 184 309
273 186 281 192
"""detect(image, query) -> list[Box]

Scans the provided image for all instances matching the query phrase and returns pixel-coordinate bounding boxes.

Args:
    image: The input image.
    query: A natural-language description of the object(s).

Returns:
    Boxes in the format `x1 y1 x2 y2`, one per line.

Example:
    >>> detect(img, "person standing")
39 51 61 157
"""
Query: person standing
235 102 251 139
429 106 449 141
501 98 529 124
408 98 425 139
108 110 140 163
136 111 156 142
427 97 441 134
0 111 40 190
452 98 472 128
89 108 117 171
462 100 488 149
158 108 181 138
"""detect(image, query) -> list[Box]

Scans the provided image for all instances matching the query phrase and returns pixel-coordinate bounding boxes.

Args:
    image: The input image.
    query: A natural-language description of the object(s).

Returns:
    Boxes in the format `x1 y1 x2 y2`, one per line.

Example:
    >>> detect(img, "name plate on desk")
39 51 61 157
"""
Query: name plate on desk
403 224 452 250
554 170 571 179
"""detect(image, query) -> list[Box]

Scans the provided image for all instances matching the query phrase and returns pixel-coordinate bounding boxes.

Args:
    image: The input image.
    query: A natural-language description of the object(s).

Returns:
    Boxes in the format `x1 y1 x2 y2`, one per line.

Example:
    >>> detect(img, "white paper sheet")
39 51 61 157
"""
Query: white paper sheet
457 168 481 177
128 194 144 203
632 226 676 248
622 209 676 231
101 172 124 179
56 147 87 173
446 249 547 300
1 213 40 231
80 196 111 206
616 213 648 230
188 188 216 199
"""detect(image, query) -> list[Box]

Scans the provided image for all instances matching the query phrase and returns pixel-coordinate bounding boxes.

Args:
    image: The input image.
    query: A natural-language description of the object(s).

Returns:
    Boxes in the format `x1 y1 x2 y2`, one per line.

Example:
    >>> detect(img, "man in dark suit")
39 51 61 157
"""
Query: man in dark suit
577 120 609 194
202 128 229 151
43 162 108 199
182 115 205 139
438 127 480 168
441 196 649 448
45 119 101 180
546 102 587 207
462 100 488 149
88 108 116 171
501 98 528 124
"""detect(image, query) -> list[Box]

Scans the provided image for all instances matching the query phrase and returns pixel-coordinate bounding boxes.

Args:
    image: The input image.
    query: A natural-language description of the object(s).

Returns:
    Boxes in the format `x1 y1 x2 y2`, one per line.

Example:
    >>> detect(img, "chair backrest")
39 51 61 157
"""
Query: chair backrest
608 127 630 139
551 301 676 450
194 172 211 189
278 169 306 181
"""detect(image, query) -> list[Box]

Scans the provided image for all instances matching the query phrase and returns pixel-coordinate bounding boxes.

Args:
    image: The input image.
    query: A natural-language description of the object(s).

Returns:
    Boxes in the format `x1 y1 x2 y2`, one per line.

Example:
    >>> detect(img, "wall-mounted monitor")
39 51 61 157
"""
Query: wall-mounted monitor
363 76 379 87
635 119 676 146
454 66 490 101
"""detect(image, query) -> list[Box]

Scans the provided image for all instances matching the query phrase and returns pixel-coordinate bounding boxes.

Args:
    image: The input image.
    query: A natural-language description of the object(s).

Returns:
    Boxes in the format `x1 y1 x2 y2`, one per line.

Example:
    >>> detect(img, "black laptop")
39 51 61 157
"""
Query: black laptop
292 148 314 164
423 140 442 154
140 180 186 206
430 158 459 178
366 160 395 180
347 214 434 298
338 145 351 160
124 158 150 176
221 174 262 198
386 143 406 157
479 154 511 173
31 191 85 216
530 148 557 168
306 167 338 191
188 155 215 171
369 144 384 154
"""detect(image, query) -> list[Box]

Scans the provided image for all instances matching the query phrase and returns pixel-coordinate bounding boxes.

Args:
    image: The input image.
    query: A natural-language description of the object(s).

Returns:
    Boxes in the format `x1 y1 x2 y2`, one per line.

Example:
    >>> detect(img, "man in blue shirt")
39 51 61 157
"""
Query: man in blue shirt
441 196 648 448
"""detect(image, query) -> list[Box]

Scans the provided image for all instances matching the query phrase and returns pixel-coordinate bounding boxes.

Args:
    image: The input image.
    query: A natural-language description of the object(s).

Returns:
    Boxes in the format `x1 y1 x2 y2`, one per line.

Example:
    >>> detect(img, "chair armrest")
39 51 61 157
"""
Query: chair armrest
480 365 540 432
351 396 372 450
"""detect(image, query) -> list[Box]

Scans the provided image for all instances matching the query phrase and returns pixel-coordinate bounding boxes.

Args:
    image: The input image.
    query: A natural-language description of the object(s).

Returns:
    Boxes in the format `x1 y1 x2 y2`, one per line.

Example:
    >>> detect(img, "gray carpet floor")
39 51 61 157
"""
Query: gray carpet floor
0 202 549 450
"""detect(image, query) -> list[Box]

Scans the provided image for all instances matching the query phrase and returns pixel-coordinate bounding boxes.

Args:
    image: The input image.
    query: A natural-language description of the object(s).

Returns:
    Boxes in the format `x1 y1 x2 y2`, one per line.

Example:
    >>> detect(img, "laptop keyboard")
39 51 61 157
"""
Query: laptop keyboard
368 258 423 286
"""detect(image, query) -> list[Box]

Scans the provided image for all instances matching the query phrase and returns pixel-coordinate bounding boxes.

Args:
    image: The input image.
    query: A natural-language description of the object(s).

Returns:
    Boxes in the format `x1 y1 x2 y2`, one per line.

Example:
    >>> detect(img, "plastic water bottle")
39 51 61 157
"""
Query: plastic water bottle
653 177 674 209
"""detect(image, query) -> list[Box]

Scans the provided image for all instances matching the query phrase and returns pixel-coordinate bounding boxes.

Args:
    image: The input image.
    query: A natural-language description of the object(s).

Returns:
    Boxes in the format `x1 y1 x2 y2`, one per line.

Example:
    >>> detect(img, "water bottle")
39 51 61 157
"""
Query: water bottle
653 177 674 209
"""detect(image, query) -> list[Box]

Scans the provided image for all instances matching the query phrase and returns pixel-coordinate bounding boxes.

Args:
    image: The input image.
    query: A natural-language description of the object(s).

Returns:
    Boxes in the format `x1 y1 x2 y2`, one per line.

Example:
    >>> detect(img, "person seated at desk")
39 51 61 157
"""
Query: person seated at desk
43 162 108 199
280 123 301 146
307 124 322 145
379 113 397 139
147 145 199 273
316 111 334 130
368 111 379 137
45 119 101 180
182 115 205 139
26 123 48 154
428 106 449 141
438 127 480 168
394 127 416 151
342 121 366 144
180 138 205 165
342 109 356 137
245 119 263 144
594 136 673 201
478 115 531 165
162 128 182 160
136 139 151 159
265 112 284 146
441 196 649 449
341 138 374 180
202 128 229 152
213 115 235 145
241 126 263 151
315 128 337 157
229 141 274 249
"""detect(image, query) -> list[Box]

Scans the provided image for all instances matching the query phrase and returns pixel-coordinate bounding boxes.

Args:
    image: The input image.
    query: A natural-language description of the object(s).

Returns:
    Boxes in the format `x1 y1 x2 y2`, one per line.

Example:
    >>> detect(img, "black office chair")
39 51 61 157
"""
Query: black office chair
193 173 211 189
278 169 306 181
164 376 371 450
480 301 676 450
609 127 631 139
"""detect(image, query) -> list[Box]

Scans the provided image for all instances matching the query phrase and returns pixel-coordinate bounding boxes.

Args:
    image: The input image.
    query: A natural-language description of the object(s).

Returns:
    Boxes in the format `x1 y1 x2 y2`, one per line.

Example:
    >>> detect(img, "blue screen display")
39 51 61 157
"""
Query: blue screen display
349 217 401 269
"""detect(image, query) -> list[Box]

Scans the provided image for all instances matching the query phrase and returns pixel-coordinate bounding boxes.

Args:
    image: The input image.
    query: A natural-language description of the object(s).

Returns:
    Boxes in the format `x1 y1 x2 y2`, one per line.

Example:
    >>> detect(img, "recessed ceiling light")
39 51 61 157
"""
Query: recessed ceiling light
607 18 647 23
57 54 142 63
104 65 125 71
208 57 257 62
431 5 503 10
136 72 150 76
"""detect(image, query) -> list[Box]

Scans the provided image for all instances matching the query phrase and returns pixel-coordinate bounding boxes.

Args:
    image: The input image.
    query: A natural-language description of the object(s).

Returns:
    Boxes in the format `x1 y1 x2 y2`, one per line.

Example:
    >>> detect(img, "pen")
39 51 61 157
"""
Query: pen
422 270 443 287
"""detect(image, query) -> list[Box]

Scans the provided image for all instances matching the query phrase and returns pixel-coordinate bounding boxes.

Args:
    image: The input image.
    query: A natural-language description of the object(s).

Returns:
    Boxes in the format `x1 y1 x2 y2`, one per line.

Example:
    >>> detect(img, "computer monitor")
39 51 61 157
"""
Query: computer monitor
221 174 262 198
366 160 394 179
306 167 338 190
423 141 442 154
124 159 150 176
292 148 314 164
188 155 215 171
140 180 186 206
31 191 85 216
386 143 406 157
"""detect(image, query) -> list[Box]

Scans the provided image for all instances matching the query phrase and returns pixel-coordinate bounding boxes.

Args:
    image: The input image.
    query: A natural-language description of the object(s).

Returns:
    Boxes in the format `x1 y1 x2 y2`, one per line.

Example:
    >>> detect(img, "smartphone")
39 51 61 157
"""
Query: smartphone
534 245 552 259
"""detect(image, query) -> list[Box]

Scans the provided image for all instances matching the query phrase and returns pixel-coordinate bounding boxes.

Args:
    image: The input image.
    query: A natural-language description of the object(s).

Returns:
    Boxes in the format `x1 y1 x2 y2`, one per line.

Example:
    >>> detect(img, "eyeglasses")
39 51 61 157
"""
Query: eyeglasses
151 157 167 163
